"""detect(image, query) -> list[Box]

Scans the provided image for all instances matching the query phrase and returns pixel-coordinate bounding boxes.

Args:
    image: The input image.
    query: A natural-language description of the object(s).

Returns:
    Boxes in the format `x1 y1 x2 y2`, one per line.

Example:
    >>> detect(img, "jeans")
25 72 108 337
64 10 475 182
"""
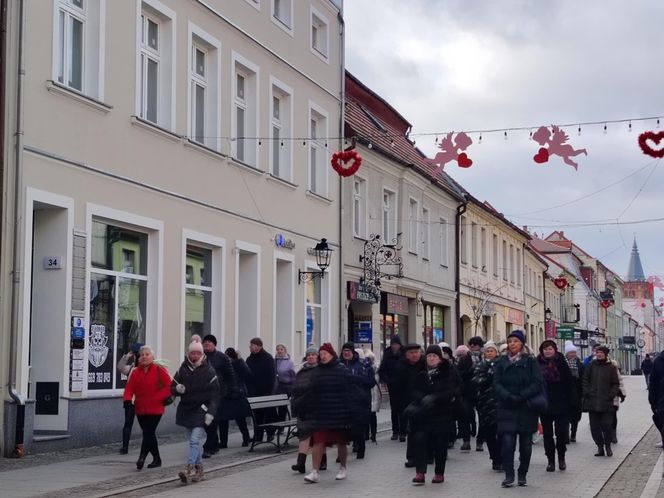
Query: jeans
540 414 569 459
186 427 207 466
121 403 135 449
589 411 614 446
136 414 162 459
478 423 501 463
413 423 452 474
501 432 533 478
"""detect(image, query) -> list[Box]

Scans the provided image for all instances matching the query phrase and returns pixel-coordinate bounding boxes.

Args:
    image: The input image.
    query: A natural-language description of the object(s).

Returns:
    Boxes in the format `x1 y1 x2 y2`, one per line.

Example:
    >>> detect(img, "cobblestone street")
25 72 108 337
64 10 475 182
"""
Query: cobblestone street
1 376 660 498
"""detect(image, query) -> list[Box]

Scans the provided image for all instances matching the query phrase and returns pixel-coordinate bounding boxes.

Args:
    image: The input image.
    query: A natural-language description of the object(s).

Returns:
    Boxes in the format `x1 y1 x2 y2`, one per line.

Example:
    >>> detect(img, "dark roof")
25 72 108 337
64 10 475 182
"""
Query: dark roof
626 238 646 281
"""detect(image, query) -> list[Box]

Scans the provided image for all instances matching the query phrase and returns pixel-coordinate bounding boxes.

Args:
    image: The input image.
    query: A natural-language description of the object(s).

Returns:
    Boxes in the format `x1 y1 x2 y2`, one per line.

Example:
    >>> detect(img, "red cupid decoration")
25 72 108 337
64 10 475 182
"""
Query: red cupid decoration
638 131 664 158
534 147 549 164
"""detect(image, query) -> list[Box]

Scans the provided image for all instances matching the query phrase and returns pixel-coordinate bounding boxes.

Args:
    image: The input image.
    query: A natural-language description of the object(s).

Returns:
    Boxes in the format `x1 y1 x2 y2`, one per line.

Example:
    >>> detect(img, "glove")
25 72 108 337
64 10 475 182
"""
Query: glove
175 383 186 394
123 400 133 408
204 413 214 426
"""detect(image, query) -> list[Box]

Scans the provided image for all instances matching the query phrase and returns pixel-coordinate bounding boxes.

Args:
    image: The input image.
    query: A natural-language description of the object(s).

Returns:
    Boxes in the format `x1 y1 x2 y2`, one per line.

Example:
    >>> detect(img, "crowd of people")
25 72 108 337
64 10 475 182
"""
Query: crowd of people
119 329 638 487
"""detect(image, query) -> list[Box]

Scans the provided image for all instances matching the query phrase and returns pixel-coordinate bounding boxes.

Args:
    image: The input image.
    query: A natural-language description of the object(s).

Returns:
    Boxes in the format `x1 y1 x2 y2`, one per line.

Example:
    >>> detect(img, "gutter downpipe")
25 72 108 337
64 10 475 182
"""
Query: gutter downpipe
337 8 345 347
7 0 26 458
454 198 467 348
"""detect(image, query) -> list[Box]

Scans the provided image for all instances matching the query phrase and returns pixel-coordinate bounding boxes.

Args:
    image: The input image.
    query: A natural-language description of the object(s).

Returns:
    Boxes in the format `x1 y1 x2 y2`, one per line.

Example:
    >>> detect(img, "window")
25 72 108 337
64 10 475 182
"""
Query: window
233 54 259 167
492 234 498 276
409 199 418 253
189 25 221 150
422 207 430 260
509 244 515 283
516 248 522 287
353 177 367 238
471 222 478 267
138 1 176 129
305 269 322 347
54 0 104 98
459 215 467 264
502 240 507 280
309 105 328 196
272 0 292 31
480 227 487 271
311 8 329 59
89 220 148 391
184 245 213 344
440 218 448 267
382 189 396 242
270 78 293 181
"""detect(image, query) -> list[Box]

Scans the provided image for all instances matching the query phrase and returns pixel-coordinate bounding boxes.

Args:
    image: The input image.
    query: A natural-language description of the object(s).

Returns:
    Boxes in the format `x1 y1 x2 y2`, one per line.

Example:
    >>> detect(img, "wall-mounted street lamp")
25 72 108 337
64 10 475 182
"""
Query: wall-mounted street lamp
545 308 552 321
298 238 332 284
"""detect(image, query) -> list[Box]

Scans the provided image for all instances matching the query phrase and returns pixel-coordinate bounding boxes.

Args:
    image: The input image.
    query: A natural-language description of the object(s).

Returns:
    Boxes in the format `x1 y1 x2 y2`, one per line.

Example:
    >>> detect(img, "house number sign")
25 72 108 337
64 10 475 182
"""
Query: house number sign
43 256 63 269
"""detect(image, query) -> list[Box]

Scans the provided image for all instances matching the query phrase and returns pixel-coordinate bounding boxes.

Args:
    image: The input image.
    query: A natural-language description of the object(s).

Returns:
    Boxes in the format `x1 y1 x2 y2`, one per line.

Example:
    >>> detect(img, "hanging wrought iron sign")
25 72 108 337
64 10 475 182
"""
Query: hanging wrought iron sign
359 234 404 301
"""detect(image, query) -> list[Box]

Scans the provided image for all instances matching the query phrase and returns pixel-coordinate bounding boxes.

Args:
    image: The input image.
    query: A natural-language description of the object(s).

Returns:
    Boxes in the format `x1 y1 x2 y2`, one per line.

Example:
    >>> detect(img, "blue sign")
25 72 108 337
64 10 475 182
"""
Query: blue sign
306 306 314 346
353 321 372 343
71 327 85 340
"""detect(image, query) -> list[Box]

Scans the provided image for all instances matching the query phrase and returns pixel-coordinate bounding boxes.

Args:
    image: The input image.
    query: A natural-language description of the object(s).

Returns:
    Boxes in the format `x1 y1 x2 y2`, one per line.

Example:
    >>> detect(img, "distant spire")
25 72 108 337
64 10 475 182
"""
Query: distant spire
626 238 646 281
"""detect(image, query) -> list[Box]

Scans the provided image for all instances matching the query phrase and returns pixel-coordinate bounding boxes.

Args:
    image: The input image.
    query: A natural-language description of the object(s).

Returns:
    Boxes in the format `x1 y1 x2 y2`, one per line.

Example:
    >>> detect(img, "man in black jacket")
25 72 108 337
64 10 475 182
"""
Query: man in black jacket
201 334 237 457
642 354 654 389
399 343 426 467
246 337 277 442
378 335 404 440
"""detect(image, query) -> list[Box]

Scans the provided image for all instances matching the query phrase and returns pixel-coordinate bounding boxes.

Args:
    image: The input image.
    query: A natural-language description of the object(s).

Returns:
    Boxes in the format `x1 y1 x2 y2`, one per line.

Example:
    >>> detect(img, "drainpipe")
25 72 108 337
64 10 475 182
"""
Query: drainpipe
337 9 345 348
454 198 467 348
7 0 26 458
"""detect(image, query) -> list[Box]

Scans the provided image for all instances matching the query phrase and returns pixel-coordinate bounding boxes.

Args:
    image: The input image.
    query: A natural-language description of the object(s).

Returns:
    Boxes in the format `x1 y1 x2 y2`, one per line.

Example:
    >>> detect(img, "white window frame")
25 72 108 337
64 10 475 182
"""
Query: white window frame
509 244 515 283
271 0 293 36
352 175 367 239
180 229 225 360
480 227 487 271
308 102 329 197
459 215 467 265
408 198 419 254
502 240 508 281
492 233 498 277
269 76 293 181
232 52 260 168
52 0 106 99
234 241 261 349
188 23 221 151
471 222 478 268
439 218 448 267
135 0 176 130
303 258 330 351
310 6 329 62
273 251 295 353
422 207 430 260
516 248 522 287
382 188 397 243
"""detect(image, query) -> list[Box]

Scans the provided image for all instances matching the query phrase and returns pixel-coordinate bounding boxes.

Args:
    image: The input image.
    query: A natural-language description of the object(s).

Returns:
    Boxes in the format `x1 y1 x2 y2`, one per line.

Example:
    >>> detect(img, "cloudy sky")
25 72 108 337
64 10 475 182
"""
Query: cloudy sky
344 0 664 304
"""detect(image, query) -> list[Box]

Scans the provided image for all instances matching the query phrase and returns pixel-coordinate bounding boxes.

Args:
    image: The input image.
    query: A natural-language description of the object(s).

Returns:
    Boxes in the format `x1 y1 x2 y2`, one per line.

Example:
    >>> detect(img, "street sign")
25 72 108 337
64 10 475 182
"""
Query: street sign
556 325 574 340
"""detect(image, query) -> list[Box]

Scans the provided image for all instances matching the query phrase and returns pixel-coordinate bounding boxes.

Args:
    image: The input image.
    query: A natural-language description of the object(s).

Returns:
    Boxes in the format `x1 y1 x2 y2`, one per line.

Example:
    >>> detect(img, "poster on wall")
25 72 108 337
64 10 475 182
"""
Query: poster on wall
432 307 444 343
88 324 113 390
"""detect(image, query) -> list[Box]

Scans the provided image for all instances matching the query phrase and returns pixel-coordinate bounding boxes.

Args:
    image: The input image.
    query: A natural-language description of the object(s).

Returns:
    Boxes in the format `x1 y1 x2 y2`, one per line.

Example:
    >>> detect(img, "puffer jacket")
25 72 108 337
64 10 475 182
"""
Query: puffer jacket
171 358 220 428
472 358 498 426
406 359 462 428
582 358 620 413
123 363 172 416
275 355 296 395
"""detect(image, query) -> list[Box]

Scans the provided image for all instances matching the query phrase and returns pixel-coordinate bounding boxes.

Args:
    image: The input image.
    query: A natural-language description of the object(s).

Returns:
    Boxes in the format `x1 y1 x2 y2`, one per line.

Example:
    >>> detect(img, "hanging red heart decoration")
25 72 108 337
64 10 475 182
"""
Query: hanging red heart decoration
331 150 362 177
533 147 550 164
457 152 473 168
638 131 664 158
553 277 568 290
600 300 611 309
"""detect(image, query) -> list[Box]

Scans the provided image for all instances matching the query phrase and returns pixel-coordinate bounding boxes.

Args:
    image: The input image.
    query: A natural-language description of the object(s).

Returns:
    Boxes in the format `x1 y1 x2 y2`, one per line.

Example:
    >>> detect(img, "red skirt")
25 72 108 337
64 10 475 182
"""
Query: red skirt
311 429 351 446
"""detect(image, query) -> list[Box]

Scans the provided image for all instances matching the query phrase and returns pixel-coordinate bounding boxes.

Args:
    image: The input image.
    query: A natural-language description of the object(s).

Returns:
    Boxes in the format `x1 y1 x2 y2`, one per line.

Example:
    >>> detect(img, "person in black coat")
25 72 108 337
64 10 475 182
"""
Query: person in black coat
340 342 376 460
397 343 426 467
537 340 575 472
378 335 404 440
201 334 239 456
245 337 277 442
648 350 664 447
171 341 221 484
405 345 462 485
471 340 501 470
564 342 585 443
642 354 654 388
219 347 252 447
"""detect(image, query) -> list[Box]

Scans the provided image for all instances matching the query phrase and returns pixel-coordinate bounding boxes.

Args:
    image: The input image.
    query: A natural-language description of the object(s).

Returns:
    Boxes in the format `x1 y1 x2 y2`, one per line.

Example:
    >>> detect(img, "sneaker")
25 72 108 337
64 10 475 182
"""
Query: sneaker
460 441 471 452
431 474 444 484
412 472 425 485
335 466 347 480
518 475 527 487
501 476 514 488
304 470 320 483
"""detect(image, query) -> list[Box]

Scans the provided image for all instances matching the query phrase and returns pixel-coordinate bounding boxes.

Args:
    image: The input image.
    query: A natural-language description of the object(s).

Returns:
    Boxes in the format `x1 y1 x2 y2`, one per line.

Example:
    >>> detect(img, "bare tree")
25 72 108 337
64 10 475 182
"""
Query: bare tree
466 282 508 337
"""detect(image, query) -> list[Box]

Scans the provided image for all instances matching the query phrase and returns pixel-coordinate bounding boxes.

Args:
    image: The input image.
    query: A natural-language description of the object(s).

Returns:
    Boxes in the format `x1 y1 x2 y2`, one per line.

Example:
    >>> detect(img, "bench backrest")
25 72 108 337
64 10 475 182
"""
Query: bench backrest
247 394 290 410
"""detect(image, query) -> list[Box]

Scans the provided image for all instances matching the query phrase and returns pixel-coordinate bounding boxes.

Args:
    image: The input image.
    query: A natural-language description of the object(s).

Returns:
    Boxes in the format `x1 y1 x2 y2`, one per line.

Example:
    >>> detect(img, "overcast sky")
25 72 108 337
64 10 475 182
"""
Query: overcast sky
344 0 664 305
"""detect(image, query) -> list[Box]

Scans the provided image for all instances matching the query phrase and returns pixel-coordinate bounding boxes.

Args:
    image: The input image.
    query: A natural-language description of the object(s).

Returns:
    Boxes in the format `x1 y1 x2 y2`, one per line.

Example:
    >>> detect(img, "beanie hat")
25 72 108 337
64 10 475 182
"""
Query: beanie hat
507 330 526 344
455 345 470 357
483 340 498 353
539 339 558 354
499 343 508 353
390 335 402 346
564 341 577 354
188 341 204 354
305 345 319 356
342 341 355 352
404 342 422 352
468 336 485 347
131 342 143 355
202 334 217 346
250 337 263 348
438 342 450 349
442 346 454 360
425 344 443 360
319 342 337 357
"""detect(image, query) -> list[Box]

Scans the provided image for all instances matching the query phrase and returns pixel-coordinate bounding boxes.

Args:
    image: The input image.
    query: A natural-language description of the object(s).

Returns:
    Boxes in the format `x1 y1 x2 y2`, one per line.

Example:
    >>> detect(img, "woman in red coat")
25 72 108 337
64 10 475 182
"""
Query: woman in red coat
123 345 172 469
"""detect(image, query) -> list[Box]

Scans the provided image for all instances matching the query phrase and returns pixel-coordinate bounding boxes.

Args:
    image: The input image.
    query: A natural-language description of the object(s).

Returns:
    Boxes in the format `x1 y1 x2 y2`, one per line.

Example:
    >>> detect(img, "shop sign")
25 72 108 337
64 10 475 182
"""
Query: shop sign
622 336 636 345
275 233 295 250
556 325 574 340
385 293 409 315
347 281 379 303
88 324 113 390
505 307 524 326
353 321 373 343
545 320 557 339
573 329 588 347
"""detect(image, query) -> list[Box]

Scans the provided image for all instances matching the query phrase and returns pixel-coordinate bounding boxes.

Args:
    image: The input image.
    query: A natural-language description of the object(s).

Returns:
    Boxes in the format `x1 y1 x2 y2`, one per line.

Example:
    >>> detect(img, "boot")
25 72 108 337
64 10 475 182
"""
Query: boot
546 456 555 472
191 464 205 482
460 441 471 451
501 474 515 488
558 455 567 471
319 454 327 471
136 454 147 470
147 457 162 469
517 473 527 487
605 444 613 457
119 445 129 455
594 445 605 457
178 464 194 484
412 472 425 485
431 474 444 483
291 453 307 474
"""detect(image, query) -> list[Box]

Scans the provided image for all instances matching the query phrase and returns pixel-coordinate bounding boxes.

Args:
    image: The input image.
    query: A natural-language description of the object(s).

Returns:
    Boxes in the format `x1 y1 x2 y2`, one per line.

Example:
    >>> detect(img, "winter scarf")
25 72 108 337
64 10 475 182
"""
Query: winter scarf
538 354 561 382
567 356 580 378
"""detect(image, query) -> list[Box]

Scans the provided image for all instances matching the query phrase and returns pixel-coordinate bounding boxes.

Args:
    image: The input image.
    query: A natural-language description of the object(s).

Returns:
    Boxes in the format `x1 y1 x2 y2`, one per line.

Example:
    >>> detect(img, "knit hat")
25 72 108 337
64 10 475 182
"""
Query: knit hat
305 345 319 356
342 341 355 352
250 337 263 348
455 345 470 357
483 340 498 353
202 334 217 345
390 335 403 346
499 343 508 353
564 341 577 354
131 342 143 355
188 341 204 354
319 342 337 357
507 330 526 344
403 342 422 352
438 342 450 349
539 339 558 354
442 346 454 360
425 344 444 360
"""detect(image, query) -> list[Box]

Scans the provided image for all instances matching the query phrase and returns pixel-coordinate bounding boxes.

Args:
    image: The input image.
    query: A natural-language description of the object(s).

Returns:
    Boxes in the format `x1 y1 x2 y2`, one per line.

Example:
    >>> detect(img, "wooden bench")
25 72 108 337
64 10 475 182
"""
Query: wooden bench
247 394 297 453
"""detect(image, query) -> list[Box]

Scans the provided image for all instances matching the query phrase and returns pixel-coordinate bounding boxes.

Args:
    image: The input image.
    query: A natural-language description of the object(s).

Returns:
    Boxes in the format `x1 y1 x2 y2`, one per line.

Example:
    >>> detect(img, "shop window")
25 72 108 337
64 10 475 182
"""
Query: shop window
184 245 213 346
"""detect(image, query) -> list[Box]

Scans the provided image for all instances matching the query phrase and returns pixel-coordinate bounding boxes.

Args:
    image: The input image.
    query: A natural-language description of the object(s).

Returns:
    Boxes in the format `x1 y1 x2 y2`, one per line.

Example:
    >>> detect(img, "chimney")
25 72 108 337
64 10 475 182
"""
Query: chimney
522 225 528 232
